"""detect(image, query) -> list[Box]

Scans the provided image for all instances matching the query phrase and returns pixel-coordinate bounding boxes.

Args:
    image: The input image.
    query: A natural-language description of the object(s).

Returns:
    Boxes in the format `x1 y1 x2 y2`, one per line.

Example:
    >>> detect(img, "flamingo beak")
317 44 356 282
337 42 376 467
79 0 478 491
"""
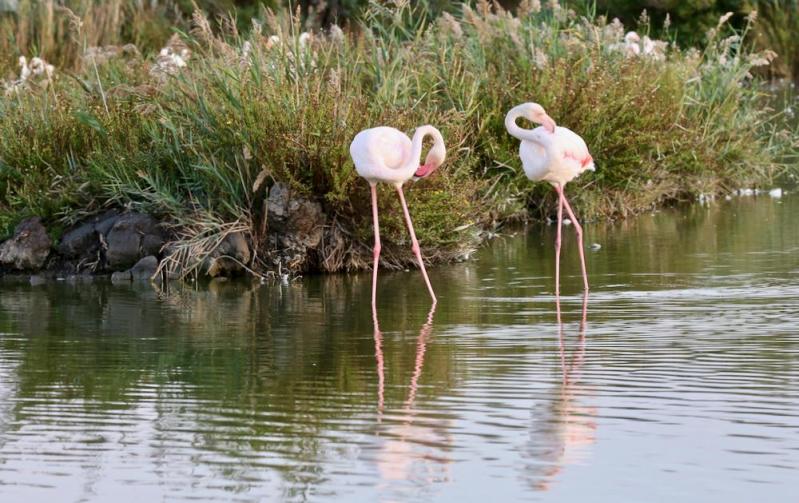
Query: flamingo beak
413 163 434 181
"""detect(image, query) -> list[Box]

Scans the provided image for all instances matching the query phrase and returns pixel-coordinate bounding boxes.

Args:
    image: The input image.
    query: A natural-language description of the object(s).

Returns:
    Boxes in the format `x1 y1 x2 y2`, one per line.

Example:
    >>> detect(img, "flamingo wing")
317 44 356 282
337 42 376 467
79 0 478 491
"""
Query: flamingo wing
556 128 593 173
519 139 550 181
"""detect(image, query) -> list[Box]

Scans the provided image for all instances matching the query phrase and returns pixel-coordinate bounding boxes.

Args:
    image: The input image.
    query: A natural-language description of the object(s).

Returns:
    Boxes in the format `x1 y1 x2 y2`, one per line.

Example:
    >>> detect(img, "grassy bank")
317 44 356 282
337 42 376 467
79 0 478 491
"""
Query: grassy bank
1 1 796 274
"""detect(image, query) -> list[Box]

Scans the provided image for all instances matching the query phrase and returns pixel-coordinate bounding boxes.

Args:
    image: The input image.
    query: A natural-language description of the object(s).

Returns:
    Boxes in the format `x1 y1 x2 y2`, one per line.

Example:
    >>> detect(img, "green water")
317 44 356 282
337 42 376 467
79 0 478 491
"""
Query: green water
0 194 797 502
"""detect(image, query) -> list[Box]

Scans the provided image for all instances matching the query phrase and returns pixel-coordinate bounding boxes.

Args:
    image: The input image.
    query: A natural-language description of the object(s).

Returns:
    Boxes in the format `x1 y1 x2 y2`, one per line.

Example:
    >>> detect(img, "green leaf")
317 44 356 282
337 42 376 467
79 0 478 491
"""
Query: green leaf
74 111 107 137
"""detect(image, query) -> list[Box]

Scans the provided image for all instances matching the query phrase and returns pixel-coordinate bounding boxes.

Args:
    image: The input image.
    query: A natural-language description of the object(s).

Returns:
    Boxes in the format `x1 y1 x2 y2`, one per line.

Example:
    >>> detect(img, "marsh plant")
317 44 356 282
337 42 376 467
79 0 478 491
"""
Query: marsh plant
0 1 796 274
751 0 799 81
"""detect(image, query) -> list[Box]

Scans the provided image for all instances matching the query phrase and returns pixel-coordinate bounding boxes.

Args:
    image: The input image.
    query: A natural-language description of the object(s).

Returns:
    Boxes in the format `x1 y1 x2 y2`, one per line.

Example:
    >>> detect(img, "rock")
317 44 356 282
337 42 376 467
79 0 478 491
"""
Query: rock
58 222 96 258
267 183 292 226
111 270 132 283
94 210 121 236
0 217 52 270
55 210 122 269
267 182 326 252
106 213 164 269
204 232 251 277
289 200 325 248
29 275 47 286
129 255 158 280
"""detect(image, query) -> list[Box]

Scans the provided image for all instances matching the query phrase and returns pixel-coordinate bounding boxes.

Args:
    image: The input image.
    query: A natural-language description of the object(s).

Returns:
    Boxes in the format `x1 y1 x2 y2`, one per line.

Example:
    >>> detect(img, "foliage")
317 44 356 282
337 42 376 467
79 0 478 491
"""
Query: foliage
750 0 799 81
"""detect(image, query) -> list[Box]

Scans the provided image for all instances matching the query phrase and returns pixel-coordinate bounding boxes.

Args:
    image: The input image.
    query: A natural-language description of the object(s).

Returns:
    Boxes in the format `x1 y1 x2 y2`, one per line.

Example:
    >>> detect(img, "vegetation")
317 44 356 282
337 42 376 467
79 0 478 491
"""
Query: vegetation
0 0 796 273
590 0 799 80
750 0 799 81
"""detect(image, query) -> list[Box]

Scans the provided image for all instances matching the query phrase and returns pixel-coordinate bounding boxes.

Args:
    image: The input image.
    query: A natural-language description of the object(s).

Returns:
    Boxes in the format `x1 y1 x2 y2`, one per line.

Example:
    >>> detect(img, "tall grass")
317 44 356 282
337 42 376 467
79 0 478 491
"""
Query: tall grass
752 0 799 81
0 0 184 76
0 1 795 273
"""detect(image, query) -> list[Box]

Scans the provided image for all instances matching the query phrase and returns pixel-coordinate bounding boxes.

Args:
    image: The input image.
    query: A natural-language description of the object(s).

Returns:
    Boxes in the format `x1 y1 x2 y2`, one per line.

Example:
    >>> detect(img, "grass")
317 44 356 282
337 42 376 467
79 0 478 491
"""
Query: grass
751 0 799 81
0 0 796 274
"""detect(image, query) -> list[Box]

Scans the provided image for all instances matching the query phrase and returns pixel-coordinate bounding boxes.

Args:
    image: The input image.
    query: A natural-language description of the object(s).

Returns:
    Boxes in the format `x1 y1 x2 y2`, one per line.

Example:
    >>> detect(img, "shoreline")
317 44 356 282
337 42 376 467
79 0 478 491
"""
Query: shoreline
0 187 790 283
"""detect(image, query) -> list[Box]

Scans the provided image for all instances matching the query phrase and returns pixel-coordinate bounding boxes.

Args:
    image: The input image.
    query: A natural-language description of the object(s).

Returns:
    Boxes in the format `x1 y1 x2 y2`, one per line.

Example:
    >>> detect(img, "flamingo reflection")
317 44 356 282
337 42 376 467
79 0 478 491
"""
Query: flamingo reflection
373 306 386 415
371 304 452 490
524 292 596 492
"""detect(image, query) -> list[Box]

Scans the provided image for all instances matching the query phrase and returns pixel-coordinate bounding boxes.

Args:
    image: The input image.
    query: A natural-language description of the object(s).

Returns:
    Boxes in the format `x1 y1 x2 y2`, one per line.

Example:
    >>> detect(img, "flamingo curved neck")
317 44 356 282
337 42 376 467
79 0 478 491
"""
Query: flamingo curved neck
505 107 541 143
409 125 444 169
506 108 554 166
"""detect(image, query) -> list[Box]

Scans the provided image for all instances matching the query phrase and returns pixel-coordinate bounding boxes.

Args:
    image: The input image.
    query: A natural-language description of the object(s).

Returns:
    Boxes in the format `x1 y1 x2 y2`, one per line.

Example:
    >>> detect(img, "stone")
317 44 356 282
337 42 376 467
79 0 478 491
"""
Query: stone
54 210 122 272
111 270 132 283
204 232 251 277
267 183 291 225
29 275 47 286
94 210 121 236
267 182 326 249
287 198 325 248
141 234 164 256
105 213 164 269
0 217 52 270
58 222 96 258
129 255 158 280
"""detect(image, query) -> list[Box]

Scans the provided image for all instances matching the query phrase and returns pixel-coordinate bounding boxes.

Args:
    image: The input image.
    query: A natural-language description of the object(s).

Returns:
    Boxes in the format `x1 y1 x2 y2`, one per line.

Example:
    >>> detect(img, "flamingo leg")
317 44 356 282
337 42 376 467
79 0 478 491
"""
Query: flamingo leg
561 191 590 292
555 185 565 298
370 183 381 309
396 186 437 304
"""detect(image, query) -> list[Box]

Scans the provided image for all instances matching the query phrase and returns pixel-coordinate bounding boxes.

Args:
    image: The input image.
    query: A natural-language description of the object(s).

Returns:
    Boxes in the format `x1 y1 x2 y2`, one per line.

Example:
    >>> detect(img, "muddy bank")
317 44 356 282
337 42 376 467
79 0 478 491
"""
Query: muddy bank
0 183 334 283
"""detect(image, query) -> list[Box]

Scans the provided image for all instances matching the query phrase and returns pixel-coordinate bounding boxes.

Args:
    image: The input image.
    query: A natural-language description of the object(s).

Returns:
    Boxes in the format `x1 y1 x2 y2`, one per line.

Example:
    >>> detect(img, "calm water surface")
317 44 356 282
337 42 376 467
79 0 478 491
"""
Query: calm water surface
0 195 797 502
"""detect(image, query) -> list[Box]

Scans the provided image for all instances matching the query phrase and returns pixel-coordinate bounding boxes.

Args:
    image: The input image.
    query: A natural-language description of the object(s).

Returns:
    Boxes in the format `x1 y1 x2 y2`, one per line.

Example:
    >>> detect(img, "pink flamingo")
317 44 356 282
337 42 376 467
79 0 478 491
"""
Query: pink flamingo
505 103 595 295
350 126 446 307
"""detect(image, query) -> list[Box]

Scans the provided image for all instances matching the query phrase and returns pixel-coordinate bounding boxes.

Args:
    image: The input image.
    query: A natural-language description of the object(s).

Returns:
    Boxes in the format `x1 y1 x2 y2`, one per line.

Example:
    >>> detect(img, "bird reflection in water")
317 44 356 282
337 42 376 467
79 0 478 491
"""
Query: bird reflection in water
524 292 596 492
371 304 452 492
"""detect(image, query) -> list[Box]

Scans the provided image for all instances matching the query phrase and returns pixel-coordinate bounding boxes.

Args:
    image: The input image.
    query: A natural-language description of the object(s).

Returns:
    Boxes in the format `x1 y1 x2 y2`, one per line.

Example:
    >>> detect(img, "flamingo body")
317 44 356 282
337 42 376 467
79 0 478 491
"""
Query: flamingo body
350 127 415 186
517 126 594 186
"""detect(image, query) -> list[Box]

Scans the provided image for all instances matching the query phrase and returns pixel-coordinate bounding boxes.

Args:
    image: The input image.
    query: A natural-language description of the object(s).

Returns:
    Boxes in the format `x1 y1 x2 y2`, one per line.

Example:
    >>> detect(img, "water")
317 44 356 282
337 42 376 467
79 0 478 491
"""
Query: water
0 194 797 502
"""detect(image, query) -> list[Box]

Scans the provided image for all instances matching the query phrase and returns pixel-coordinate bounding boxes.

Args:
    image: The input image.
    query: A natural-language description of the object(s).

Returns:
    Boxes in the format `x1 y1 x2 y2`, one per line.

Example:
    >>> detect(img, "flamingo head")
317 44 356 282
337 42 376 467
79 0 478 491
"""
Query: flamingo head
519 102 557 134
413 133 446 181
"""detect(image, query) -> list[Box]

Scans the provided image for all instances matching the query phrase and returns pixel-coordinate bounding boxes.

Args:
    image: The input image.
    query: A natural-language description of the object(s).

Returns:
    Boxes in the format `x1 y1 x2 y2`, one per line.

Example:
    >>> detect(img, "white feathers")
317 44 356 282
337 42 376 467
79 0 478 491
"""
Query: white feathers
350 126 445 186
506 103 593 186
3 55 55 96
609 30 667 61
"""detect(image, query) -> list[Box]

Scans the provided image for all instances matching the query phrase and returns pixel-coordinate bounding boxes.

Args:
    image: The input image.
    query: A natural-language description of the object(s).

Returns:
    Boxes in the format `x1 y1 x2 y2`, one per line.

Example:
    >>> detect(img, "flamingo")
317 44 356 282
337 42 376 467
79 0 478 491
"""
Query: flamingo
350 125 446 307
505 103 595 295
